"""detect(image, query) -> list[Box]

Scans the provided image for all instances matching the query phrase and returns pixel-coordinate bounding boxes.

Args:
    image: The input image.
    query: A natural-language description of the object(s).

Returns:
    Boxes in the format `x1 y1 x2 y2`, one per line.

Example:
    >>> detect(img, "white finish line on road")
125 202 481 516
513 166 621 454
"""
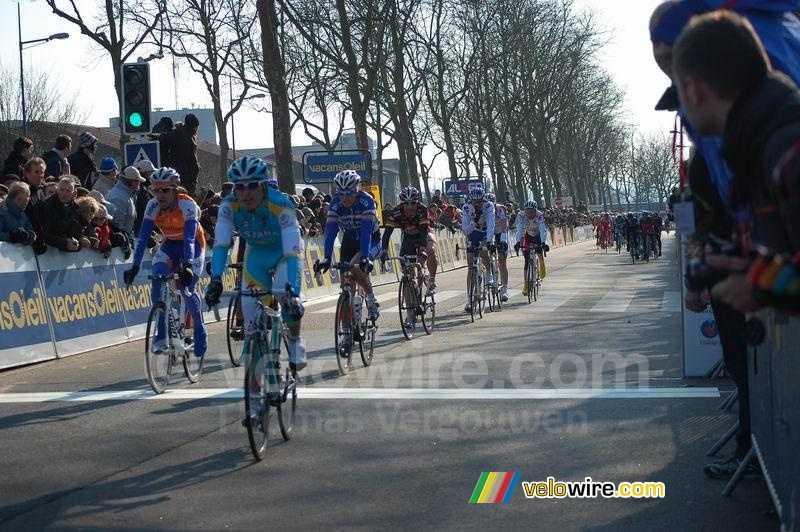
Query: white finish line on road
0 387 719 403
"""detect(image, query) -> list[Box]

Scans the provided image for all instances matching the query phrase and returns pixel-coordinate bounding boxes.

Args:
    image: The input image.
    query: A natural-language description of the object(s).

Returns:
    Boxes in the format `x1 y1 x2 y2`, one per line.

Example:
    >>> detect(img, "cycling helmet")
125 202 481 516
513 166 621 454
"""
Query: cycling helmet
484 193 496 203
334 169 361 192
468 187 485 200
150 167 181 188
228 156 269 183
524 200 537 210
399 186 420 202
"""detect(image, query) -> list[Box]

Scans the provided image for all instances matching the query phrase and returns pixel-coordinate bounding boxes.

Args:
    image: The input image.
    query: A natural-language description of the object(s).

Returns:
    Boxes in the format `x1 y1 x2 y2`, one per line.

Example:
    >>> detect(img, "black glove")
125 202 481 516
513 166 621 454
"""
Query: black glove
123 244 132 260
316 258 331 274
543 243 550 253
8 228 28 244
514 242 521 254
178 261 194 286
205 277 223 307
487 241 496 254
283 295 305 320
123 265 140 286
359 257 372 273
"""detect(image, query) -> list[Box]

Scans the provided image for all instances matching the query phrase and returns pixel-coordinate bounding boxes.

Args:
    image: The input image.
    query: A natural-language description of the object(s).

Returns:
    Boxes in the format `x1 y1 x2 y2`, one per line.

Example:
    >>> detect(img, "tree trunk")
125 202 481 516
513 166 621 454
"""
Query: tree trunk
258 0 294 192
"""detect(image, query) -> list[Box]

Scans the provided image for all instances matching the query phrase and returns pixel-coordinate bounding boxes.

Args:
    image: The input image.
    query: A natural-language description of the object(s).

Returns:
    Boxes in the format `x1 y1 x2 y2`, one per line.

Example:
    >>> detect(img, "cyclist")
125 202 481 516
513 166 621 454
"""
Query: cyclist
652 212 663 256
614 213 626 250
485 193 510 302
624 212 640 259
380 186 438 293
641 212 655 257
599 212 613 249
514 200 548 296
123 167 207 358
461 187 495 313
317 169 381 330
204 156 306 372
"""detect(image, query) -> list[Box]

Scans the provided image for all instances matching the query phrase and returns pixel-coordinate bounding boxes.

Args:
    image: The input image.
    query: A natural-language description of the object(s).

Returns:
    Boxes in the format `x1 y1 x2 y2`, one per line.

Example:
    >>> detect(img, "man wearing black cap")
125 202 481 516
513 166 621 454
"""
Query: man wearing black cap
150 114 201 196
68 132 98 188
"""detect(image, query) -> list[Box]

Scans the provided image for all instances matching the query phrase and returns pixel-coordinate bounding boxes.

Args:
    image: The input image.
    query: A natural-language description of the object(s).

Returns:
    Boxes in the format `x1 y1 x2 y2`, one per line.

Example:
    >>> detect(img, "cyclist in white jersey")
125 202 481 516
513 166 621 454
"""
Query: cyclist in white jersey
485 193 510 302
514 200 548 296
461 187 495 313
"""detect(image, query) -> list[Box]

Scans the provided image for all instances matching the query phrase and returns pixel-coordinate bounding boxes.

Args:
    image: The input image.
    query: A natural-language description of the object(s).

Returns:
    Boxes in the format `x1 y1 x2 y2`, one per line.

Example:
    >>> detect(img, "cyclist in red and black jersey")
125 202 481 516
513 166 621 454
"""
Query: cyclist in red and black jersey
380 186 438 293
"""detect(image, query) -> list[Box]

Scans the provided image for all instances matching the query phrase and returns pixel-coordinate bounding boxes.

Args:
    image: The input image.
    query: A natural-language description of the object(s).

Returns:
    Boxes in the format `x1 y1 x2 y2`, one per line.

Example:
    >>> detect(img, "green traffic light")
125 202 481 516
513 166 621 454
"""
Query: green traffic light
128 112 144 128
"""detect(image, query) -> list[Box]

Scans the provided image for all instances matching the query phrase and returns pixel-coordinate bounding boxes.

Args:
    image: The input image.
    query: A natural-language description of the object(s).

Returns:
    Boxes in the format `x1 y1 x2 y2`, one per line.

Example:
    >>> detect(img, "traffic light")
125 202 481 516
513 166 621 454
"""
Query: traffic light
121 63 151 134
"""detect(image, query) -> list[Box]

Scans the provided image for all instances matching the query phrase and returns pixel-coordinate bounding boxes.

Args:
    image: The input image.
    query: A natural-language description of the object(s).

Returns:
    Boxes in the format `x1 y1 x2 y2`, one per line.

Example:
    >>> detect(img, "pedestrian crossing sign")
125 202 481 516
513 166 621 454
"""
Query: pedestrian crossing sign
124 141 160 168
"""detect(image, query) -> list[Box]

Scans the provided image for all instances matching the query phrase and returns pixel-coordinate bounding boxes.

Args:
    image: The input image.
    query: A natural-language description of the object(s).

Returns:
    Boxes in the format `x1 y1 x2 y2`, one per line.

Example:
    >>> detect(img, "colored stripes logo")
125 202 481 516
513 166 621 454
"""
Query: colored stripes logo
469 472 521 503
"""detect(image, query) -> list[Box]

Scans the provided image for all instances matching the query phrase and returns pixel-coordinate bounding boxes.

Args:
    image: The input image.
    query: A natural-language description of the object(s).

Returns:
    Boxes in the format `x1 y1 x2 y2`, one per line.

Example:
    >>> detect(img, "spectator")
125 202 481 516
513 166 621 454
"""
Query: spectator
0 182 36 245
76 187 90 198
74 196 101 251
150 114 201 196
200 204 218 248
2 174 20 188
92 157 119 196
89 204 130 259
67 132 98 188
106 166 145 239
132 159 155 236
221 181 234 198
42 177 83 252
22 158 47 254
302 187 316 205
43 179 58 200
431 189 444 208
151 116 174 166
381 202 393 227
42 135 72 179
198 185 219 209
3 137 34 177
0 185 7 202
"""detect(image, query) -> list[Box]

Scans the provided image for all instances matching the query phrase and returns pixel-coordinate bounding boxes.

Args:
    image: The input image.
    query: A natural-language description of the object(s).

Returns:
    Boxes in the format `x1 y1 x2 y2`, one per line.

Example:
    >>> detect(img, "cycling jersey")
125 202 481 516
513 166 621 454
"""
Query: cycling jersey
516 209 547 244
133 194 205 268
382 201 431 252
494 203 508 234
461 200 495 237
324 190 378 259
211 185 303 296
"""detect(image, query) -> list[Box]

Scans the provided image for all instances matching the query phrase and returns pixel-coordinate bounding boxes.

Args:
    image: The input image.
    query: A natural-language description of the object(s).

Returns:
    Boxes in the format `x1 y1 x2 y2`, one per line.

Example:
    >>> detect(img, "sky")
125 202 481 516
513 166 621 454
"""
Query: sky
1 0 675 181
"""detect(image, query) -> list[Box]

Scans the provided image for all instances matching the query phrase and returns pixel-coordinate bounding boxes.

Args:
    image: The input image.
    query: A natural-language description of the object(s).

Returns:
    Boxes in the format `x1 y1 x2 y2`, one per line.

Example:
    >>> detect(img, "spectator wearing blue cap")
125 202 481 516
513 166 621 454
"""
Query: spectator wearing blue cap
68 131 98 188
92 157 119 196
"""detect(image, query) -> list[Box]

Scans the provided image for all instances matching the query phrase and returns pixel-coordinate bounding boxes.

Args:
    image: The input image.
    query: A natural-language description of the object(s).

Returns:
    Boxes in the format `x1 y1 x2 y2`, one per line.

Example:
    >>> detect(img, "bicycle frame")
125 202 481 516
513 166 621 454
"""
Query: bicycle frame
153 274 190 355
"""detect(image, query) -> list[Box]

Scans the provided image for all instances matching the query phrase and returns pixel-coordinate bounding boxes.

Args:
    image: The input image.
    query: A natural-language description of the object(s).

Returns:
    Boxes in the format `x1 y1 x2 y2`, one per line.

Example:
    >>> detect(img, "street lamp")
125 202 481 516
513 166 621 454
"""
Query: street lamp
17 4 69 137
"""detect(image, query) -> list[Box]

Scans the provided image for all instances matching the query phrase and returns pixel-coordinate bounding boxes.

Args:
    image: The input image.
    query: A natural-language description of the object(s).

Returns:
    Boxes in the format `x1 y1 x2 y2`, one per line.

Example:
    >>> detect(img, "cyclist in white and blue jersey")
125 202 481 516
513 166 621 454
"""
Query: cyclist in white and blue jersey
317 170 381 322
461 186 495 313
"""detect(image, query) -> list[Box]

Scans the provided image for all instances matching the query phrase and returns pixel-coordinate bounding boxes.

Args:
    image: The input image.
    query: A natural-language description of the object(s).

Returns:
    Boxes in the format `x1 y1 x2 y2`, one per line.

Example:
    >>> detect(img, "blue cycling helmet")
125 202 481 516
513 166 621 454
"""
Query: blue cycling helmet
228 156 269 183
468 187 485 200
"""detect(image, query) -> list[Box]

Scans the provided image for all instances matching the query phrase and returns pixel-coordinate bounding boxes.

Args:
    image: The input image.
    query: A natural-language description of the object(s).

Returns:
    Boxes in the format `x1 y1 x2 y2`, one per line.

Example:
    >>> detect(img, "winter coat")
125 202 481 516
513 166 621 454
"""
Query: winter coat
41 194 83 251
105 179 138 237
67 149 97 188
0 199 36 244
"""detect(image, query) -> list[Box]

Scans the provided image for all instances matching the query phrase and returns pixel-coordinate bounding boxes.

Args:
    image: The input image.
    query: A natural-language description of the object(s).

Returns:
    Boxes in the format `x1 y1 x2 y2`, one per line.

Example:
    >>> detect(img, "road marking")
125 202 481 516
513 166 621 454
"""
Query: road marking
382 290 461 314
661 291 681 313
590 290 636 313
0 387 719 403
312 292 396 314
521 290 577 312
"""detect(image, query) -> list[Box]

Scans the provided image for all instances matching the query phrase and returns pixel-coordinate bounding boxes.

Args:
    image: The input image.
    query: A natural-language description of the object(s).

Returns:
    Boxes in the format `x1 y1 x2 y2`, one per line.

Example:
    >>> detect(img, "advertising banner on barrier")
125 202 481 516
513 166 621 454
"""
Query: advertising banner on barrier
38 250 132 357
0 243 56 369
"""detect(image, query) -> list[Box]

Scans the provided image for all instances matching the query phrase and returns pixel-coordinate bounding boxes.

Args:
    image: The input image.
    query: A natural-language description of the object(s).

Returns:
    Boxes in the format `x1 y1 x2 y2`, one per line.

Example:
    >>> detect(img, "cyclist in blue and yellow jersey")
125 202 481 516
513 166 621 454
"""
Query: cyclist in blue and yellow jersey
461 186 495 313
204 156 306 372
317 169 381 323
514 200 548 297
485 193 510 302
123 167 208 357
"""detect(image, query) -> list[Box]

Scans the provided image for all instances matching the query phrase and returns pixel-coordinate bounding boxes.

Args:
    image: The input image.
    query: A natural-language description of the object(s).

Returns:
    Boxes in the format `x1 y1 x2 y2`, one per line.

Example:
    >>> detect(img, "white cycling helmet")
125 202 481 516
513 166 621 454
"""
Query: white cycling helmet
468 187 485 200
399 186 420 202
334 169 361 193
524 200 537 210
150 167 181 189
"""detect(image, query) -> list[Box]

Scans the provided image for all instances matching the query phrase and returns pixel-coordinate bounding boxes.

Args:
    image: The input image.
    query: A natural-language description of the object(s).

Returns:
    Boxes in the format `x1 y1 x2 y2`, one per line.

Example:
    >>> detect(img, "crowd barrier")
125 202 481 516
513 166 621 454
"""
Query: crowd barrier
746 310 799 531
0 224 593 369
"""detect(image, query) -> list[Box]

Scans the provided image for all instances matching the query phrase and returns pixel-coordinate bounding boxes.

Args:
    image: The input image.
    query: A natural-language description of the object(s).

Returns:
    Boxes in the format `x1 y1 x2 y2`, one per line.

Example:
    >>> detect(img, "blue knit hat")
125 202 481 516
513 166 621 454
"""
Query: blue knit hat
100 157 118 173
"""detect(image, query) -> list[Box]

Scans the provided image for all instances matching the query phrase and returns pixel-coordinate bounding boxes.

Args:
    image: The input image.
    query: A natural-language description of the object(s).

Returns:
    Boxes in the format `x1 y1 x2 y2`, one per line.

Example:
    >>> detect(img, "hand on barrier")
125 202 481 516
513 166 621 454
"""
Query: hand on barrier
8 228 29 244
178 261 194 286
205 277 223 307
123 265 140 286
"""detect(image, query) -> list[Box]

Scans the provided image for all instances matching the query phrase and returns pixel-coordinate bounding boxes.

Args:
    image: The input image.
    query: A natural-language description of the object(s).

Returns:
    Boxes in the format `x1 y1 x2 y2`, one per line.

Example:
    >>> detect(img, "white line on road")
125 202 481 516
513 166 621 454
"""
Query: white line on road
590 290 636 313
0 387 719 403
661 291 681 313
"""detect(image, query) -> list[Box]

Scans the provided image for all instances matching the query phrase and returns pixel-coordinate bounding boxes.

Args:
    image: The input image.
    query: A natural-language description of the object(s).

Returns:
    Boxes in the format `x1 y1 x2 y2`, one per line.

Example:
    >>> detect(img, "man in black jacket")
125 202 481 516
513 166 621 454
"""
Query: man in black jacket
150 114 201 196
22 157 48 254
674 11 800 311
42 135 72 178
42 177 83 252
67 132 98 188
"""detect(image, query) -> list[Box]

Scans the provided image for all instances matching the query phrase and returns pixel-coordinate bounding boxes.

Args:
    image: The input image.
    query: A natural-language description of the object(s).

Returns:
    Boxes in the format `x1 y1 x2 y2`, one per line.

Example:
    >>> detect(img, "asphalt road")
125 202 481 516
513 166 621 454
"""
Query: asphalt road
0 234 777 531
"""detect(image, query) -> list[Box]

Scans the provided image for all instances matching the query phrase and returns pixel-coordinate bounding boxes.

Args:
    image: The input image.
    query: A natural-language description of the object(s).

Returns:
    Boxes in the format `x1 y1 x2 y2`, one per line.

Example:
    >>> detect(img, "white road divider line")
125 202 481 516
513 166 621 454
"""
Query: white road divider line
590 290 636 313
661 291 681 313
0 387 720 403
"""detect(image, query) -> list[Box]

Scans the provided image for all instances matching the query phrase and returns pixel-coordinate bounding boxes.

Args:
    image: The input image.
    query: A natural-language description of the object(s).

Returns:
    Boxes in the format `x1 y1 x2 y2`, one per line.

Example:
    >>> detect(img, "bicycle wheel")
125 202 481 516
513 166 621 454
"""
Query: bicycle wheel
359 319 376 366
182 337 205 383
533 257 540 302
398 278 416 340
485 270 494 313
226 294 245 367
244 339 272 461
467 265 476 323
526 255 533 304
145 303 174 394
644 238 650 263
420 276 435 334
333 292 353 375
475 271 484 319
277 363 296 440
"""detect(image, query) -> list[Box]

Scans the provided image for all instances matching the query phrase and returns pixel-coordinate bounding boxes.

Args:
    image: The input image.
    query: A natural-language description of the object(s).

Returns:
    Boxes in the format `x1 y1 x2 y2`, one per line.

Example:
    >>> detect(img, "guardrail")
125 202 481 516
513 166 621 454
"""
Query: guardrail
0 225 594 369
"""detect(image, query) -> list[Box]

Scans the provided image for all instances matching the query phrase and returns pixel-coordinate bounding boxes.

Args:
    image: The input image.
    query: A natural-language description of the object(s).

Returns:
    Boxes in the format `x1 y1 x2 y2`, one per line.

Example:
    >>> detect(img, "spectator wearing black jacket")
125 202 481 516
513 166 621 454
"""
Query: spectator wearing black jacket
42 177 83 252
150 114 201 196
67 132 98 188
2 137 33 177
22 157 47 254
0 182 36 245
42 135 72 178
674 11 800 313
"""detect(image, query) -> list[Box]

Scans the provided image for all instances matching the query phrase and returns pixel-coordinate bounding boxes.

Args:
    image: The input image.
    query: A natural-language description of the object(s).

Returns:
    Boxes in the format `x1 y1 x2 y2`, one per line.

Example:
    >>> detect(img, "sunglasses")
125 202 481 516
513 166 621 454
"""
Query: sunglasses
402 200 416 205
234 181 261 192
152 187 174 195
337 189 357 197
